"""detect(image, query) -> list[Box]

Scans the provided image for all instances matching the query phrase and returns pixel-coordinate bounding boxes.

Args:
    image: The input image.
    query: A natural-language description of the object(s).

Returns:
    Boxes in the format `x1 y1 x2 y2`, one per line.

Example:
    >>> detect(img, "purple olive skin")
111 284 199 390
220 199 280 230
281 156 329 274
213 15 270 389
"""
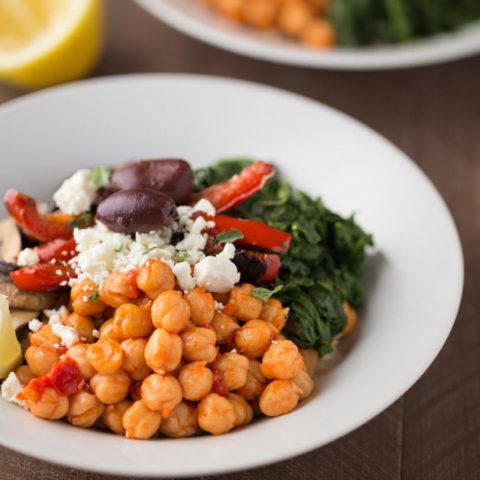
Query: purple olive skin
109 159 194 205
96 188 177 234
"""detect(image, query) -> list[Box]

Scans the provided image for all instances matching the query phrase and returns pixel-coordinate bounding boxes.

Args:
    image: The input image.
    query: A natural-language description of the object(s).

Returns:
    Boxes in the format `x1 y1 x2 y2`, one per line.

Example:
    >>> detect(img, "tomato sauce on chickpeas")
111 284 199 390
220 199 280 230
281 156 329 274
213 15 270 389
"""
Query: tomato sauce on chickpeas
16 263 316 439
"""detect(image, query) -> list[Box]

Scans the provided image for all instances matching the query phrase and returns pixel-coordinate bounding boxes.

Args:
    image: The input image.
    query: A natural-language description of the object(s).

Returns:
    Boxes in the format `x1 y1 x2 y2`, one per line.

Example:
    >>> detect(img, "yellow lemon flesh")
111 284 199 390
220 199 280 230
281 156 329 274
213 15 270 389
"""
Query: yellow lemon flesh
0 294 22 379
0 0 103 90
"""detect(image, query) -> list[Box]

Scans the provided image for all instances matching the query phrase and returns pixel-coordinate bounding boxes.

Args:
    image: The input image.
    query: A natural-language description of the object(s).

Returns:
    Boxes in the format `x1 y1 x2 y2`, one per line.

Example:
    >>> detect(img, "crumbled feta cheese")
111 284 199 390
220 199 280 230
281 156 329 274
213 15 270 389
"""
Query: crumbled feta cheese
192 199 216 217
219 243 236 260
17 248 39 267
92 329 100 339
45 306 68 325
215 301 224 312
194 247 240 293
173 262 196 291
1 372 26 408
28 319 42 333
53 169 97 215
51 323 79 348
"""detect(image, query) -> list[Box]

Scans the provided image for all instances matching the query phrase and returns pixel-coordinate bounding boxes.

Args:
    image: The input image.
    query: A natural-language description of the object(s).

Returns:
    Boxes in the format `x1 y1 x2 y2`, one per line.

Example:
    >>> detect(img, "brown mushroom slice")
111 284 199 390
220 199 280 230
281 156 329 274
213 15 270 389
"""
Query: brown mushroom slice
0 280 60 310
0 218 21 263
11 309 41 333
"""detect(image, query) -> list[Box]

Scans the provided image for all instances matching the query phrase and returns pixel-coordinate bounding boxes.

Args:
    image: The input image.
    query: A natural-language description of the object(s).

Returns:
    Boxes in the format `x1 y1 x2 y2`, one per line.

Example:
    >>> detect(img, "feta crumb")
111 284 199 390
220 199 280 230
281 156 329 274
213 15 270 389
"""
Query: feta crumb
53 343 60 349
92 329 100 339
215 301 224 312
55 269 63 276
45 306 68 325
194 251 240 293
219 243 236 260
173 262 196 291
53 169 97 215
192 199 216 217
51 323 79 348
28 319 42 333
1 372 26 408
17 248 39 267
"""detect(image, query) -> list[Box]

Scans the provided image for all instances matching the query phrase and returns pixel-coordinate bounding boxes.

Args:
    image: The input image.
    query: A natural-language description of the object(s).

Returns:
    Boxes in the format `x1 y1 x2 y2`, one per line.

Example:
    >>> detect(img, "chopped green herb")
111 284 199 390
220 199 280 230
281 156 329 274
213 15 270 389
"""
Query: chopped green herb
114 245 124 253
70 212 93 229
143 246 161 255
91 166 112 188
173 251 190 263
195 159 373 356
216 229 244 244
251 285 283 303
89 292 100 301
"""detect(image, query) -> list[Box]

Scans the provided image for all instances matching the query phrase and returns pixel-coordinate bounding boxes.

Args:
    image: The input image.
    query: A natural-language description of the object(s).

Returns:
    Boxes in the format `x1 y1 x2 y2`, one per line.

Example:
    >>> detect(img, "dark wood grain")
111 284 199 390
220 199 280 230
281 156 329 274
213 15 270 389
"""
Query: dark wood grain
0 0 479 478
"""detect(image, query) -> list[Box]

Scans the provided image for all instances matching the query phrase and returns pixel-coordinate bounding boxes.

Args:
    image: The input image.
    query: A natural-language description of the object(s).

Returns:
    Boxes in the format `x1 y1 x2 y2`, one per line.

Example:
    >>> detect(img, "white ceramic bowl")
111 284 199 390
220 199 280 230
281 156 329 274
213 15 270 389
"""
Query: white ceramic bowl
0 75 463 477
134 0 480 70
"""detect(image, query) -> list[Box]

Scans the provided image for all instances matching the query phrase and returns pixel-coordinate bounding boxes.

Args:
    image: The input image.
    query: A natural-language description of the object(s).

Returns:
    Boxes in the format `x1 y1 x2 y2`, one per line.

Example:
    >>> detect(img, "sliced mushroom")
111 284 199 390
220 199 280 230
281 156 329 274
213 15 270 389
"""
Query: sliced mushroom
0 218 21 263
11 309 40 333
0 280 60 311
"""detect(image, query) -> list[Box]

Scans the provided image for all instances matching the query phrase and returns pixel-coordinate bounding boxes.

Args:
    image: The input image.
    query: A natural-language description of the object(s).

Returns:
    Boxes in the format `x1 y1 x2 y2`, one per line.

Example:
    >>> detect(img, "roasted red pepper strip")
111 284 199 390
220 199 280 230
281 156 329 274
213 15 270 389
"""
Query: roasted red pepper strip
209 214 292 254
192 161 276 213
10 264 75 291
4 189 73 242
33 238 77 263
18 359 84 402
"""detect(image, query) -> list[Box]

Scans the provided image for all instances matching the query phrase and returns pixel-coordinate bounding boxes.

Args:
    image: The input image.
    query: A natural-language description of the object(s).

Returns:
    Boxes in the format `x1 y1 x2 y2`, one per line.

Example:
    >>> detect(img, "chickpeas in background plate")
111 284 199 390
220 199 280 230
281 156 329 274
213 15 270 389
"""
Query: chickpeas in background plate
0 157 371 439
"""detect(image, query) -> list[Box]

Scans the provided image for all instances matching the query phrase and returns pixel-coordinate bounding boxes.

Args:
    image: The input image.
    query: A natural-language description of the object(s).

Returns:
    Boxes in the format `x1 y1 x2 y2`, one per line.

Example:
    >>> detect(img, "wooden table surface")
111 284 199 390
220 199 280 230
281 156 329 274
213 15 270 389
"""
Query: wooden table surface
1 1 479 479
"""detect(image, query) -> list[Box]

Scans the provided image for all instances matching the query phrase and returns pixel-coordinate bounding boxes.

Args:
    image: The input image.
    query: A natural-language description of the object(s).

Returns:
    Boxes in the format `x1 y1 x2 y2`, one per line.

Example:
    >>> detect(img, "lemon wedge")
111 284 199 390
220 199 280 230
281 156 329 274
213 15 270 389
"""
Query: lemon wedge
0 294 22 379
0 0 103 90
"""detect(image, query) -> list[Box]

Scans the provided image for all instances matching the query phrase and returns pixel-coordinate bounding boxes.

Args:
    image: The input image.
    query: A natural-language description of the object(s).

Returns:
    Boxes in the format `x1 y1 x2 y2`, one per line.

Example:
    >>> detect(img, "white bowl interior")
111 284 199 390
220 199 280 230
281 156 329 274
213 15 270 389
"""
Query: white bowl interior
0 75 463 477
135 0 480 69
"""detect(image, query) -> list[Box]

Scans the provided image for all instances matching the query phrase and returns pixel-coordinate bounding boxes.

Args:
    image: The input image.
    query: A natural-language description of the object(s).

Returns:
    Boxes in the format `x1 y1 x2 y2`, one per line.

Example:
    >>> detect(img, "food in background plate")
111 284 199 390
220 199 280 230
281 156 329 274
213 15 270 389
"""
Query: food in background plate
203 0 480 49
0 157 372 439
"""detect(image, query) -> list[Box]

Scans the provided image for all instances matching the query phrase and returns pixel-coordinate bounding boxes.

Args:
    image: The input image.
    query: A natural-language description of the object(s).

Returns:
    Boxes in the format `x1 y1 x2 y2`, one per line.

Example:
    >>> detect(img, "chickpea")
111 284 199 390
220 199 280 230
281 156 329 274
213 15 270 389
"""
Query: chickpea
211 352 249 391
213 0 242 20
198 393 236 435
236 359 266 401
87 338 123 375
113 303 153 339
15 365 34 385
100 271 138 308
141 373 182 418
224 284 263 321
145 328 183 374
29 324 60 347
229 393 253 427
181 327 217 363
178 362 213 401
277 0 312 37
259 379 302 416
121 338 151 381
300 18 336 48
99 318 123 342
241 0 278 29
185 288 215 327
71 280 107 316
90 370 131 404
28 387 69 420
234 319 273 358
299 348 318 376
160 401 198 438
292 370 314 399
102 399 132 435
339 302 357 338
151 290 190 333
25 343 60 377
260 298 288 331
123 399 162 440
261 340 304 380
137 295 153 314
309 0 328 14
65 343 96 380
210 312 239 345
136 260 175 299
64 313 95 343
67 391 104 428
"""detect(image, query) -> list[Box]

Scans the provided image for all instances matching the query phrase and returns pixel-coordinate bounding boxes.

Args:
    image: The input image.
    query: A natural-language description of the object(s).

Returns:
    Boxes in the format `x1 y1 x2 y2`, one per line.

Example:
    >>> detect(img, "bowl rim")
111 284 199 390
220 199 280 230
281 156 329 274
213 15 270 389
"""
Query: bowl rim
0 74 465 476
134 0 480 70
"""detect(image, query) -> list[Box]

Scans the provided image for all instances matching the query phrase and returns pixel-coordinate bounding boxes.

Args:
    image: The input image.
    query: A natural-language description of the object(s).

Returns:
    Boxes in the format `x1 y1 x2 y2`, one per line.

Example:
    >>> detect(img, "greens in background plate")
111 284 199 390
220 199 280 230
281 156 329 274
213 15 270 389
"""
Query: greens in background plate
195 159 373 356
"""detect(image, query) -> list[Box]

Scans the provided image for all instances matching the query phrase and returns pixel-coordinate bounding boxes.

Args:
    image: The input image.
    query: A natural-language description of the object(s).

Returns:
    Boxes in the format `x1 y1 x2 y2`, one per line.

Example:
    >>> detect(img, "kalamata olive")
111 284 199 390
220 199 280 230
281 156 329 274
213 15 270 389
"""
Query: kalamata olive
109 159 194 205
96 188 177 234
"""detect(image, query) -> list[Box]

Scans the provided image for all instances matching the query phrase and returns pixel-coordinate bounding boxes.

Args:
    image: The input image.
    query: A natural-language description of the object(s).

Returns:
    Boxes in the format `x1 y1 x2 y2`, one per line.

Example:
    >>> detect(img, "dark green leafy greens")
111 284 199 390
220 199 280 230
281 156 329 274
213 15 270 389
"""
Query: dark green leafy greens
329 0 480 45
195 159 373 356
